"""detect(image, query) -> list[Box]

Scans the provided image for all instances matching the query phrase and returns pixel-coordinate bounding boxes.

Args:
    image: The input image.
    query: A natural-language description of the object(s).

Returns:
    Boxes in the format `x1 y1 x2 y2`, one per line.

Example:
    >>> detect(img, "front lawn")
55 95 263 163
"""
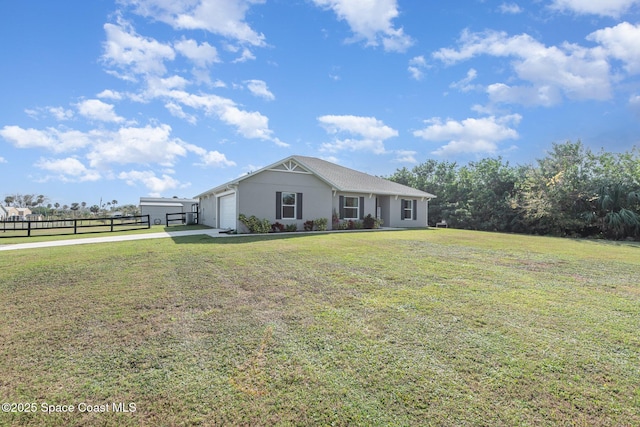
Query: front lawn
1 229 638 426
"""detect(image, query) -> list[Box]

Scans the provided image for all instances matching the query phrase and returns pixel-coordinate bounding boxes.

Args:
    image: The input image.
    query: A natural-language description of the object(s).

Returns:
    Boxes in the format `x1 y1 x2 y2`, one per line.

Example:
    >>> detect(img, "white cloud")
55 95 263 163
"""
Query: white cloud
156 89 285 145
393 150 418 163
48 107 74 121
433 29 612 106
86 124 188 168
549 0 640 17
413 114 521 156
174 38 220 67
183 143 237 167
318 115 398 154
245 79 275 100
231 47 256 63
118 169 183 194
499 3 523 14
0 156 6 163
125 0 266 46
102 20 175 79
587 22 640 74
450 68 479 92
34 157 101 182
97 89 123 100
165 102 198 124
408 55 428 80
77 99 125 123
312 0 413 52
630 94 640 114
0 126 91 153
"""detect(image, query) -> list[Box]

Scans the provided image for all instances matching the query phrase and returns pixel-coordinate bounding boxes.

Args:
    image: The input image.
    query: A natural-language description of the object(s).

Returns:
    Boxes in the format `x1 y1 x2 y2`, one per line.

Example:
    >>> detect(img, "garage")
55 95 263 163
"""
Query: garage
218 193 236 230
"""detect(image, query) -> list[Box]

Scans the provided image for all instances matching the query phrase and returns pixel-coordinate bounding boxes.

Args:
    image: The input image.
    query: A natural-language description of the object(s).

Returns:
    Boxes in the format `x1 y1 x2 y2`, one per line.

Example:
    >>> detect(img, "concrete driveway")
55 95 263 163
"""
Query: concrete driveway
0 229 227 251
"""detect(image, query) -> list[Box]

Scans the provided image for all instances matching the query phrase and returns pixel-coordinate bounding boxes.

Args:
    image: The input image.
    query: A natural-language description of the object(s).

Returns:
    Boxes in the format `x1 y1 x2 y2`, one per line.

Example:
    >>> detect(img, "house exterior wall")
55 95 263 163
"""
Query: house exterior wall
385 197 428 228
237 170 333 231
332 192 378 222
198 195 217 228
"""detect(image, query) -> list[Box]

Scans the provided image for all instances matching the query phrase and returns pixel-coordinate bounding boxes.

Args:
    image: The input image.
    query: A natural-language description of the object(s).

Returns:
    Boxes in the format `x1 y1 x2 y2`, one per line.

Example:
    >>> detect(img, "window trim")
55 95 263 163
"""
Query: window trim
276 191 303 220
343 196 360 220
401 199 417 221
281 192 297 219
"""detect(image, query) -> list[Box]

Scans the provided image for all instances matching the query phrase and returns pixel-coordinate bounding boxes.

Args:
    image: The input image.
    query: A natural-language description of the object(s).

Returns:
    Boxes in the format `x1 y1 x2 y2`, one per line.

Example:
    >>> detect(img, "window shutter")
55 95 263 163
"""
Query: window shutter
339 196 345 219
297 193 303 220
413 200 417 220
359 197 365 220
400 199 405 220
276 192 282 220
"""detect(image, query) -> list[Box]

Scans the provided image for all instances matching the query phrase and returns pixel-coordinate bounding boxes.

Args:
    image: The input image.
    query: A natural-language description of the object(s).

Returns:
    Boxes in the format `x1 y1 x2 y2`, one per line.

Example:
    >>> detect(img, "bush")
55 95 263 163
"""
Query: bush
285 224 297 232
363 214 375 229
303 220 315 231
271 222 285 232
238 214 271 233
363 214 384 229
314 218 328 231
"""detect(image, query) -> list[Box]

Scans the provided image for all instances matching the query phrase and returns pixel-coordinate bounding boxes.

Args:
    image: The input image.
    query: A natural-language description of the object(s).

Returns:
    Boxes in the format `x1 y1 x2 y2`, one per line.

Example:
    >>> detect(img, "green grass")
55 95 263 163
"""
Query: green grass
0 224 210 244
1 229 638 426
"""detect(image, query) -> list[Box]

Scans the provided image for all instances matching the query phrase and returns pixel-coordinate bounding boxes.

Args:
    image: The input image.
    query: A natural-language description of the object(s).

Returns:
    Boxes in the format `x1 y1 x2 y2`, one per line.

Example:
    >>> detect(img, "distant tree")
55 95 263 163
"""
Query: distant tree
70 203 80 218
90 205 100 215
4 196 14 206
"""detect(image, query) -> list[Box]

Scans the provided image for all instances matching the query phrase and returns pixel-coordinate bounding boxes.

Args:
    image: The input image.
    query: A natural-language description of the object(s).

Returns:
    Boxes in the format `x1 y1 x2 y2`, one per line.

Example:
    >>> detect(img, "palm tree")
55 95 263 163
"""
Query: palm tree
70 203 80 218
584 183 640 239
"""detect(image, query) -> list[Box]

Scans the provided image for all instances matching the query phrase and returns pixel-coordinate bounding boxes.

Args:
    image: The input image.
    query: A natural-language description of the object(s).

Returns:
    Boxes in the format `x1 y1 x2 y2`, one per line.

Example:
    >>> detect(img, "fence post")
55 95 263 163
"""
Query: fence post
74 219 77 234
28 221 31 237
110 218 114 232
146 215 151 229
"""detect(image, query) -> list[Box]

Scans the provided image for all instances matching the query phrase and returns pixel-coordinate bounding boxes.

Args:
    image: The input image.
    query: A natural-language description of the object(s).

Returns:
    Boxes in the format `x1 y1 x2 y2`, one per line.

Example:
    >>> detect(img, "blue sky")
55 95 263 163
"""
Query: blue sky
1 0 639 207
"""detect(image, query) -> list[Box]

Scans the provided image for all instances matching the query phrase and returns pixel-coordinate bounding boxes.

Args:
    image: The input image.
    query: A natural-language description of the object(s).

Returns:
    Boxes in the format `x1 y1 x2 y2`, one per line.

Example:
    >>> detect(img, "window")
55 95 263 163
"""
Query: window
276 192 303 220
402 199 416 220
343 196 359 219
282 192 296 219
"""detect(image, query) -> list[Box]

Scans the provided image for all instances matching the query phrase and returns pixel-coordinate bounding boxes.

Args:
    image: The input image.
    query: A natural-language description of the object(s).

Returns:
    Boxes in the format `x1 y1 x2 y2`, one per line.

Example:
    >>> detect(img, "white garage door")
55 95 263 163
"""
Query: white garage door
219 193 236 229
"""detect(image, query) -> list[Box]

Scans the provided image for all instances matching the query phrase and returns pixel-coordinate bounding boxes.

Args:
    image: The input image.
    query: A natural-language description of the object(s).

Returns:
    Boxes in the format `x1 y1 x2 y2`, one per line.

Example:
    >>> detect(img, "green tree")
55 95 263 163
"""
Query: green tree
584 183 640 239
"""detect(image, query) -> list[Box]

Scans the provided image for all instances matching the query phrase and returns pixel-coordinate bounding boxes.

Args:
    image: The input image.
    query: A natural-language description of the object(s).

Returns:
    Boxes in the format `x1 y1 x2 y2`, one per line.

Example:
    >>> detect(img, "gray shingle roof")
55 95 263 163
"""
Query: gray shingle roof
196 155 436 199
292 156 436 198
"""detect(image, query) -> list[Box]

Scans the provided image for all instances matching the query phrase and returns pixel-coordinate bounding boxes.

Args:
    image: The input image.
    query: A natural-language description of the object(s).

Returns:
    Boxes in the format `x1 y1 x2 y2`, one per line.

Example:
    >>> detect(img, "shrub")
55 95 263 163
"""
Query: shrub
314 218 328 231
346 220 363 230
285 224 297 232
332 210 340 229
304 220 315 231
363 214 383 229
363 214 375 229
238 214 271 233
271 222 285 232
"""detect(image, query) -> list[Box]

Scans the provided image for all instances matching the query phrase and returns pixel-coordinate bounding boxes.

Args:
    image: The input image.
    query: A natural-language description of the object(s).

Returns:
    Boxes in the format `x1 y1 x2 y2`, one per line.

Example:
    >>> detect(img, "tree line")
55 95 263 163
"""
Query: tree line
2 195 139 219
388 141 640 240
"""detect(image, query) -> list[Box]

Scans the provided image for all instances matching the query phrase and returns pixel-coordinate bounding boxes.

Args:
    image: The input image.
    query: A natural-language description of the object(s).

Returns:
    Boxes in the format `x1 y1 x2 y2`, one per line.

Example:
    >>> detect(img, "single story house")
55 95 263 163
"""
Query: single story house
139 197 199 225
195 155 436 232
